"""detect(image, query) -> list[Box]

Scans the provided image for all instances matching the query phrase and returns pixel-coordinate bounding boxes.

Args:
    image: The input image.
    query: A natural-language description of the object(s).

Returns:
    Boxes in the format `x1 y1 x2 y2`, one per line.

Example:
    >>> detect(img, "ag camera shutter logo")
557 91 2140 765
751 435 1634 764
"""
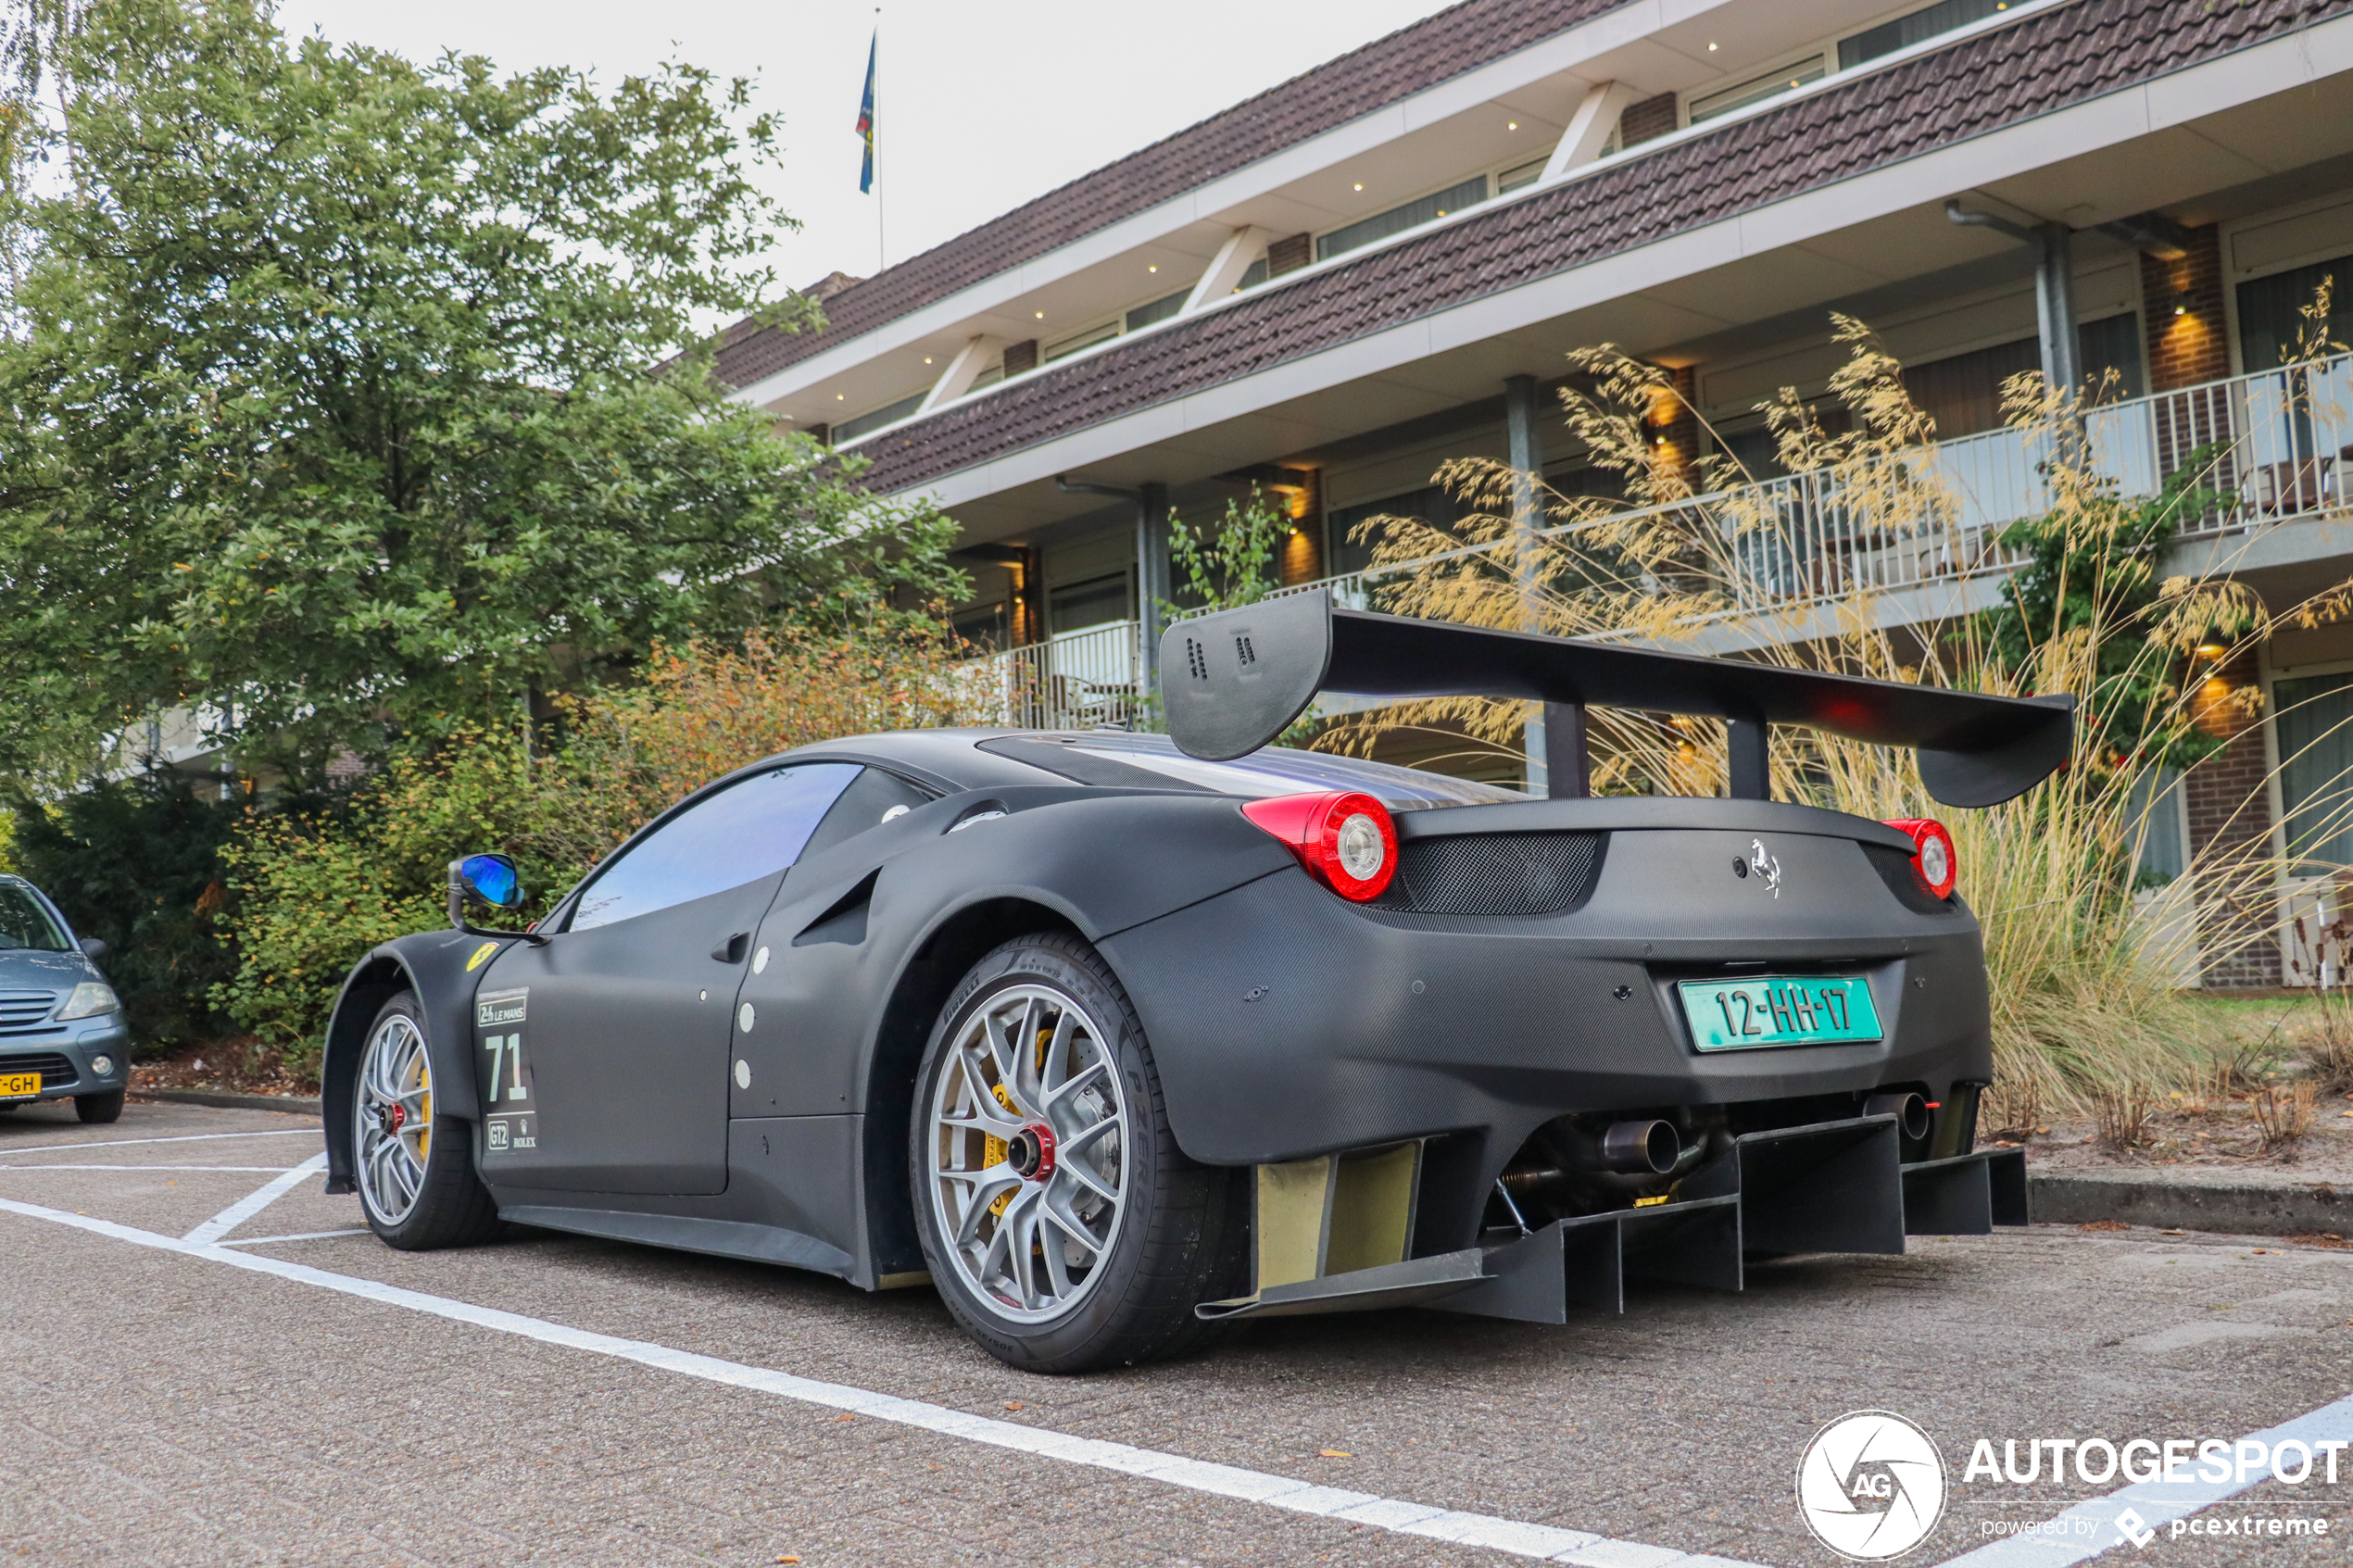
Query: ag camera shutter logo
1797 1411 1947 1560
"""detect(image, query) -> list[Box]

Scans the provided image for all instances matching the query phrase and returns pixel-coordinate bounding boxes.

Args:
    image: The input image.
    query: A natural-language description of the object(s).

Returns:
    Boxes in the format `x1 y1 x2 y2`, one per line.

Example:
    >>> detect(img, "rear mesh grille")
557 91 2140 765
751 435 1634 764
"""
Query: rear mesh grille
1377 832 1607 916
0 991 58 1034
0 1051 76 1089
1863 843 1954 915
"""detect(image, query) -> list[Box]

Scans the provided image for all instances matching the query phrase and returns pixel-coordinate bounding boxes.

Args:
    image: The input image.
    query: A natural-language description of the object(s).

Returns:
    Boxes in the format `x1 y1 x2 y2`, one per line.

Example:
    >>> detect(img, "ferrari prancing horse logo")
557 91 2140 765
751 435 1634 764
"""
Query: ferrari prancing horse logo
1749 837 1782 899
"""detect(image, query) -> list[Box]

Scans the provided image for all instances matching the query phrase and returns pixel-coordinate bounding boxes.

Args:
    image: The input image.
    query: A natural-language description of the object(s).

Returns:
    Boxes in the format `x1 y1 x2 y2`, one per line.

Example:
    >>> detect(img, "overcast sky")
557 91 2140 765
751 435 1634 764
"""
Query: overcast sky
272 0 1450 294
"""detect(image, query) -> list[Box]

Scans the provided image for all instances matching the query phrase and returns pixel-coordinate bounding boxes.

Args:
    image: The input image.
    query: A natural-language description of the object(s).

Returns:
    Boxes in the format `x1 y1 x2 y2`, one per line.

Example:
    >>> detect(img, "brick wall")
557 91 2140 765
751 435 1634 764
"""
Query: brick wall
1649 365 1701 492
1280 469 1325 585
1618 93 1678 148
1000 339 1038 378
1267 232 1313 278
2184 645 2282 987
2140 223 2229 393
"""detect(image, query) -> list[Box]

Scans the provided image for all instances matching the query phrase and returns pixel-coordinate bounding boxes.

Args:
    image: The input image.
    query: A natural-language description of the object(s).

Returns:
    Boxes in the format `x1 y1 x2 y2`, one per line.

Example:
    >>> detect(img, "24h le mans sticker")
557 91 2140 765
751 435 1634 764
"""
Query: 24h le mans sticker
1798 1410 1947 1560
475 987 535 1152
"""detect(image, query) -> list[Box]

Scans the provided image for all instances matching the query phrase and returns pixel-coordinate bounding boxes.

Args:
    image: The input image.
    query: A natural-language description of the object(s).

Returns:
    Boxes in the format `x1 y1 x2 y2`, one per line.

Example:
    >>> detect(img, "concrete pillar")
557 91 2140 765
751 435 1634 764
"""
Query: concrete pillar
1138 483 1169 700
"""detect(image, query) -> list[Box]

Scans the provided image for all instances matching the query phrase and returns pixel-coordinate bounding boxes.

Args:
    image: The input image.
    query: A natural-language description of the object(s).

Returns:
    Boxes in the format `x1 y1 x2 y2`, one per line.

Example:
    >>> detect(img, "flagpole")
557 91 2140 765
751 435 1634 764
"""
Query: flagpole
874 8 885 273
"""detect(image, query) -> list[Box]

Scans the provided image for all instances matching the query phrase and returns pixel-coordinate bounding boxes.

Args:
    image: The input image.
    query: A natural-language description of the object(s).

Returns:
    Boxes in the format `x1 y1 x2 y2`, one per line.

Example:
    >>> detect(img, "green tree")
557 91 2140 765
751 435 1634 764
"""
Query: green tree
0 0 959 782
1983 445 2236 773
1164 485 1291 617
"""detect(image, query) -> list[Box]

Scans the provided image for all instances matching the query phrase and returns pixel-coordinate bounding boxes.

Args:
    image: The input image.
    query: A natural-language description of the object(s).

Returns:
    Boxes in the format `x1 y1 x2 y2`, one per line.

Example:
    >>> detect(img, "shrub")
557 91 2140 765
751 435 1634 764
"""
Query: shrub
211 621 974 1062
5 771 241 1047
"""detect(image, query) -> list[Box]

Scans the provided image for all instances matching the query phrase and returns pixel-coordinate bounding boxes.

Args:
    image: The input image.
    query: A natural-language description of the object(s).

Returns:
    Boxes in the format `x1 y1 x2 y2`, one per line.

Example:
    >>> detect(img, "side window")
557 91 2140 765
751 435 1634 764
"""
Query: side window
569 763 862 932
799 767 937 861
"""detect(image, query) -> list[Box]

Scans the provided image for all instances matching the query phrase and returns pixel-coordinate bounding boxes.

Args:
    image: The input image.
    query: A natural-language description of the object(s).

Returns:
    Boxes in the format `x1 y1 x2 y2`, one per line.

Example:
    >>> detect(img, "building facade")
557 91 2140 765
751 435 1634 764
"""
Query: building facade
717 0 2353 987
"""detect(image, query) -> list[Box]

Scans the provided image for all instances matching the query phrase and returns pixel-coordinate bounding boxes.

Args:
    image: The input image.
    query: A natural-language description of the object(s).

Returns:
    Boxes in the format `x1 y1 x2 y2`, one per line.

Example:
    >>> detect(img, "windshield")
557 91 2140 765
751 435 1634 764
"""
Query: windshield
1045 733 1524 809
0 881 69 952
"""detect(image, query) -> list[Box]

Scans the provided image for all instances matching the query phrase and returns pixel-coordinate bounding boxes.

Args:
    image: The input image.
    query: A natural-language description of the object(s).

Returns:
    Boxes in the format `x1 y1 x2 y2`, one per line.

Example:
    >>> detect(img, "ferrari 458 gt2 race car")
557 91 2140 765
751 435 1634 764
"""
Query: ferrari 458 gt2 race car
322 590 2070 1373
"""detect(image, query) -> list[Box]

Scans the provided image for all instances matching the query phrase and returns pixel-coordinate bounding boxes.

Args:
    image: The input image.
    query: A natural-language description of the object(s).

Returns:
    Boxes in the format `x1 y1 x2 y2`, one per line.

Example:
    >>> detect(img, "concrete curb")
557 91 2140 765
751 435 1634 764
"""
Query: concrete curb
2031 1172 2349 1236
132 1087 321 1117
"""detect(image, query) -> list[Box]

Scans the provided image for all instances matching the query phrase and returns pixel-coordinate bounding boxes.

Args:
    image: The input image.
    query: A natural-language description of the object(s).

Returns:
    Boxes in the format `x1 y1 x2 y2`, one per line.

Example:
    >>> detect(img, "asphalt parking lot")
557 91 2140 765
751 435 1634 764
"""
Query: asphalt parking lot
4 1100 2353 1568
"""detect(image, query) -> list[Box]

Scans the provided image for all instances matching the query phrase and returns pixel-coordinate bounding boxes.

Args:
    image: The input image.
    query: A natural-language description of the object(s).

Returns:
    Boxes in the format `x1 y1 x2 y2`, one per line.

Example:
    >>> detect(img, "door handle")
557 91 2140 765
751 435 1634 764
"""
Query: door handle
711 932 749 964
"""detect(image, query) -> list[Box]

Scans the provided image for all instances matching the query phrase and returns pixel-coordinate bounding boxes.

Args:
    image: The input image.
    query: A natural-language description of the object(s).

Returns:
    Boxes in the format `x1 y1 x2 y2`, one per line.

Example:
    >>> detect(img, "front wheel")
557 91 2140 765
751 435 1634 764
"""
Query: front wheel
74 1088 125 1124
912 934 1239 1374
354 991 500 1249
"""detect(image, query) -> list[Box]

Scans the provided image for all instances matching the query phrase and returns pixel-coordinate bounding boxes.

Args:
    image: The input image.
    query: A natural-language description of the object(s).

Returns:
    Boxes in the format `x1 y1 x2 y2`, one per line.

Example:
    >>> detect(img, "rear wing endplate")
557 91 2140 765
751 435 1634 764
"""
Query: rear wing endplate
1159 590 2073 809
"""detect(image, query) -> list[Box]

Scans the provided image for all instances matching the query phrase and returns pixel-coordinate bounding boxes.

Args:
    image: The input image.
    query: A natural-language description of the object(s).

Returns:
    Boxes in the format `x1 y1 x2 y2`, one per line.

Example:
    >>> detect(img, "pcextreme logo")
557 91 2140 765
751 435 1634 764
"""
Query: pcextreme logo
1797 1411 1947 1561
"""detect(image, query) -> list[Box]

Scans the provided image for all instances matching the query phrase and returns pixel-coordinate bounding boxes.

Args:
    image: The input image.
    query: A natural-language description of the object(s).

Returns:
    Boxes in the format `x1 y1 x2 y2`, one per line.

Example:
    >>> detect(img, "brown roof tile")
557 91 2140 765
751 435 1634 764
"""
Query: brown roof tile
714 0 1634 388
852 0 2341 495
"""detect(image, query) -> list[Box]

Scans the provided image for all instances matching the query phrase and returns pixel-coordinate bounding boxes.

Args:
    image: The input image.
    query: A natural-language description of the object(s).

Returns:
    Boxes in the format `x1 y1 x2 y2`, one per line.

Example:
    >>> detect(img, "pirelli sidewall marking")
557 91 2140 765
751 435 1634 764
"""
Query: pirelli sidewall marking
476 986 536 1153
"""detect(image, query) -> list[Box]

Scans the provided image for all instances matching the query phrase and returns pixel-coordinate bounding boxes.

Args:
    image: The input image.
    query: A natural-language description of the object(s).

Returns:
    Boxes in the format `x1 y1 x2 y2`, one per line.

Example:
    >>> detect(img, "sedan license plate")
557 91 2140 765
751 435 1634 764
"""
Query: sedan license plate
1678 976 1881 1051
0 1071 39 1099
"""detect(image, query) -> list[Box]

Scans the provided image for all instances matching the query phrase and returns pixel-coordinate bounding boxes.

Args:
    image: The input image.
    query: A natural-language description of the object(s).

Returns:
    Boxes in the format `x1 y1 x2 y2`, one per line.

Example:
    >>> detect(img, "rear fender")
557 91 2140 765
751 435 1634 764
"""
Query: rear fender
321 929 511 1195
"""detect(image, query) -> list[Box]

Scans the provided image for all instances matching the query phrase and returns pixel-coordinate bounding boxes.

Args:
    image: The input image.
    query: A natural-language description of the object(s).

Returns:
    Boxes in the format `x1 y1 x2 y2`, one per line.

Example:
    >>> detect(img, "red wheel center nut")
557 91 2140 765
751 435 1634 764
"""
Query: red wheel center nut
1007 1123 1057 1182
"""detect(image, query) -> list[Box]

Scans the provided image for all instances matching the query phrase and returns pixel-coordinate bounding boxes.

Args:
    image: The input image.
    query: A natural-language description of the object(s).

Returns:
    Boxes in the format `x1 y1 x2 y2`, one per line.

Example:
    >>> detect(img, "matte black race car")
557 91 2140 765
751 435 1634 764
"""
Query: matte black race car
323 592 2069 1373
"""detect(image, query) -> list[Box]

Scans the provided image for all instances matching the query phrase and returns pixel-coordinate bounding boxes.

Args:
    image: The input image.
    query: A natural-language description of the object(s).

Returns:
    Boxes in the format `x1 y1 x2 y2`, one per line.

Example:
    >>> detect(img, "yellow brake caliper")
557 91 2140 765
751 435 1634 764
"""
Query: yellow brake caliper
985 1082 1017 1218
418 1063 432 1164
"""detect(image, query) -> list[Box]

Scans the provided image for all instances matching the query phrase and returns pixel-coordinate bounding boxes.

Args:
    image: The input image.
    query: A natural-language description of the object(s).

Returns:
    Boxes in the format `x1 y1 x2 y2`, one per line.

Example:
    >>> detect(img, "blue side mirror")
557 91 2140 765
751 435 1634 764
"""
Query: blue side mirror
459 853 523 909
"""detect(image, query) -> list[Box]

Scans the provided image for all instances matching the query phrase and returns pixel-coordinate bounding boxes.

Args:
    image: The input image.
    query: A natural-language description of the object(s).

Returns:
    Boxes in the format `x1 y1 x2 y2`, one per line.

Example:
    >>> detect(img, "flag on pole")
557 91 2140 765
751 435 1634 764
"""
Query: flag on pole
856 31 876 194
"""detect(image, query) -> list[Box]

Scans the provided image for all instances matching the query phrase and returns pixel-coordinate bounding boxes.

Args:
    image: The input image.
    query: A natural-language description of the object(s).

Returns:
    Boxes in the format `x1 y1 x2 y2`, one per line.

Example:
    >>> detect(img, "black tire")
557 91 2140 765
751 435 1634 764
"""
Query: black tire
355 990 501 1250
73 1089 125 1124
911 933 1242 1374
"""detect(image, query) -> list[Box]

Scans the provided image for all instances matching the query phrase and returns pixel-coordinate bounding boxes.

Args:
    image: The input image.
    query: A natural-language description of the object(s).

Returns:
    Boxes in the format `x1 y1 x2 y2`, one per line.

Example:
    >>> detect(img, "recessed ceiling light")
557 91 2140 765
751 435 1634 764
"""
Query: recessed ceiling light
1507 120 1518 130
1148 264 1158 272
924 357 934 365
1707 40 1718 50
836 393 845 400
1035 310 1045 319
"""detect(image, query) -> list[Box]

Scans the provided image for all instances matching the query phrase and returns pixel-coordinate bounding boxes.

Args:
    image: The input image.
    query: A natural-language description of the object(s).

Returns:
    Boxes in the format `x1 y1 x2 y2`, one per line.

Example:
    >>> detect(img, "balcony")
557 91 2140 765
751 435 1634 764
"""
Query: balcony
1282 350 2353 637
958 621 1144 731
953 353 2353 721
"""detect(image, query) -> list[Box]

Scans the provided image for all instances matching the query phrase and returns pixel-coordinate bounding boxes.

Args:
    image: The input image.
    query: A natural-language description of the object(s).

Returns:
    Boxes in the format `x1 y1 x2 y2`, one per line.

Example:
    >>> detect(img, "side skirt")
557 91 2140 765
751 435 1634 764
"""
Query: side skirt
500 1204 859 1282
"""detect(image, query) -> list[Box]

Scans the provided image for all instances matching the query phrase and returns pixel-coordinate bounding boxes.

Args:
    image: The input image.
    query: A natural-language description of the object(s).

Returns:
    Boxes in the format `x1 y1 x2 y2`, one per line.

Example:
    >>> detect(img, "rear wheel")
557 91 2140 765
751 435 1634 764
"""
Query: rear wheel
355 991 500 1249
73 1089 124 1124
912 934 1239 1374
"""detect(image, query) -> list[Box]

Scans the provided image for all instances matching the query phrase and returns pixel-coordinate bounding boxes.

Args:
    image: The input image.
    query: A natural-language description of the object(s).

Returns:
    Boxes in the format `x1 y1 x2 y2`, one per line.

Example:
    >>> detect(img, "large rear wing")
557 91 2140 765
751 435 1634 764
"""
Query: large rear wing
1159 590 2073 809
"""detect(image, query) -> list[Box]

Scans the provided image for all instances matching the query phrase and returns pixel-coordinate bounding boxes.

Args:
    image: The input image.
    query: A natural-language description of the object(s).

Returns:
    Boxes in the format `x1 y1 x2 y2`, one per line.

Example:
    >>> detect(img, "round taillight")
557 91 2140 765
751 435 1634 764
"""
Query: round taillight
1884 817 1957 900
1241 790 1397 901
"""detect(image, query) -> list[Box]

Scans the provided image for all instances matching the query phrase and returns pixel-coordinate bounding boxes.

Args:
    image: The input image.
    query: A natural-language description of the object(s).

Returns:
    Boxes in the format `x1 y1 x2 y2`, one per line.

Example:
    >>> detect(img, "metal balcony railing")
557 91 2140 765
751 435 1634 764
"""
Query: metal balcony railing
1268 349 2353 629
955 620 1145 730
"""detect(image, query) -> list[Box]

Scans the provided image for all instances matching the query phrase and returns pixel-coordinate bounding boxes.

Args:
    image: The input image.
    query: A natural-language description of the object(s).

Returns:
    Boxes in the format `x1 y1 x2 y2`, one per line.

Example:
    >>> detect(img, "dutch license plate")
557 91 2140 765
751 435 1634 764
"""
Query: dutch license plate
0 1071 40 1099
1678 976 1882 1051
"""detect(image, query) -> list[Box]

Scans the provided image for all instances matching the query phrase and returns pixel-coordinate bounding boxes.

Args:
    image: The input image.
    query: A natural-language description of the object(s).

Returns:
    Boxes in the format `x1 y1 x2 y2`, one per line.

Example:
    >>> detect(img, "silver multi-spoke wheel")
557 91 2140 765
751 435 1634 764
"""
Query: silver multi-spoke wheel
925 983 1129 1325
356 1011 434 1227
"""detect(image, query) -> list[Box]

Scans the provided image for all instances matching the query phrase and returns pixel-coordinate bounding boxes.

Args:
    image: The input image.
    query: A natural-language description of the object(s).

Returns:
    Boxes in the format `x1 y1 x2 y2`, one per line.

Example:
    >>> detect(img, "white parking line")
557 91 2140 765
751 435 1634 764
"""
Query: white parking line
0 1128 319 1154
181 1152 329 1245
1931 1391 2353 1567
0 1187 1748 1568
215 1227 371 1247
0 1164 305 1173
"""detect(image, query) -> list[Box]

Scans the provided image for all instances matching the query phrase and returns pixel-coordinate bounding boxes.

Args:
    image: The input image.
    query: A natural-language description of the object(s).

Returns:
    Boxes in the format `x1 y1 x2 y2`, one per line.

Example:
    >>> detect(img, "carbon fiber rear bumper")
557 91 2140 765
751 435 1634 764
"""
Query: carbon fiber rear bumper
1196 1114 2025 1322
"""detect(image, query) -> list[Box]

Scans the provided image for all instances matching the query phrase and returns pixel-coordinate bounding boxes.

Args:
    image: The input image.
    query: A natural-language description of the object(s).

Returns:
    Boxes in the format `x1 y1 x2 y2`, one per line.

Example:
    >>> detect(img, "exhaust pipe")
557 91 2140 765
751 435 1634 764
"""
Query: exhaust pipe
1599 1119 1680 1174
1864 1091 1931 1142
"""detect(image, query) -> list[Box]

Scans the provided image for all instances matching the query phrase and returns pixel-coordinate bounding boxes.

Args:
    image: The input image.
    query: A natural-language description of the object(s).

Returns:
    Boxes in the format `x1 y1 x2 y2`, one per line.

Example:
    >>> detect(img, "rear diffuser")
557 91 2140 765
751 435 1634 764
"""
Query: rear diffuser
1196 1116 2027 1323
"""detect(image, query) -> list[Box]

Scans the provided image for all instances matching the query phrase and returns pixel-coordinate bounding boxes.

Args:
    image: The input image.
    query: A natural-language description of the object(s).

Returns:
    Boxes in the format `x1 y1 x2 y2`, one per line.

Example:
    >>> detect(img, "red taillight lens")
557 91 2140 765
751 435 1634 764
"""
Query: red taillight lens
1884 818 1957 900
1241 790 1397 901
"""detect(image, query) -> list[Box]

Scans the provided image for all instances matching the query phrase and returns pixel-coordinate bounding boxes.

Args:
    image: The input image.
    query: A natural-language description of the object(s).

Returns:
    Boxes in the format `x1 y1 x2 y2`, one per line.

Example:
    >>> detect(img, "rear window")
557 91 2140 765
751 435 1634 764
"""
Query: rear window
0 881 69 952
1043 733 1523 809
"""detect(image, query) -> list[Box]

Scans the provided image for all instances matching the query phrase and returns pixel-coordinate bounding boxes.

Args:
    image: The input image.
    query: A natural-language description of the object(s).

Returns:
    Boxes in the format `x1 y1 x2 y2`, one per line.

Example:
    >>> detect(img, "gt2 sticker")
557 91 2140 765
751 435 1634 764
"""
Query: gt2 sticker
476 987 536 1153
